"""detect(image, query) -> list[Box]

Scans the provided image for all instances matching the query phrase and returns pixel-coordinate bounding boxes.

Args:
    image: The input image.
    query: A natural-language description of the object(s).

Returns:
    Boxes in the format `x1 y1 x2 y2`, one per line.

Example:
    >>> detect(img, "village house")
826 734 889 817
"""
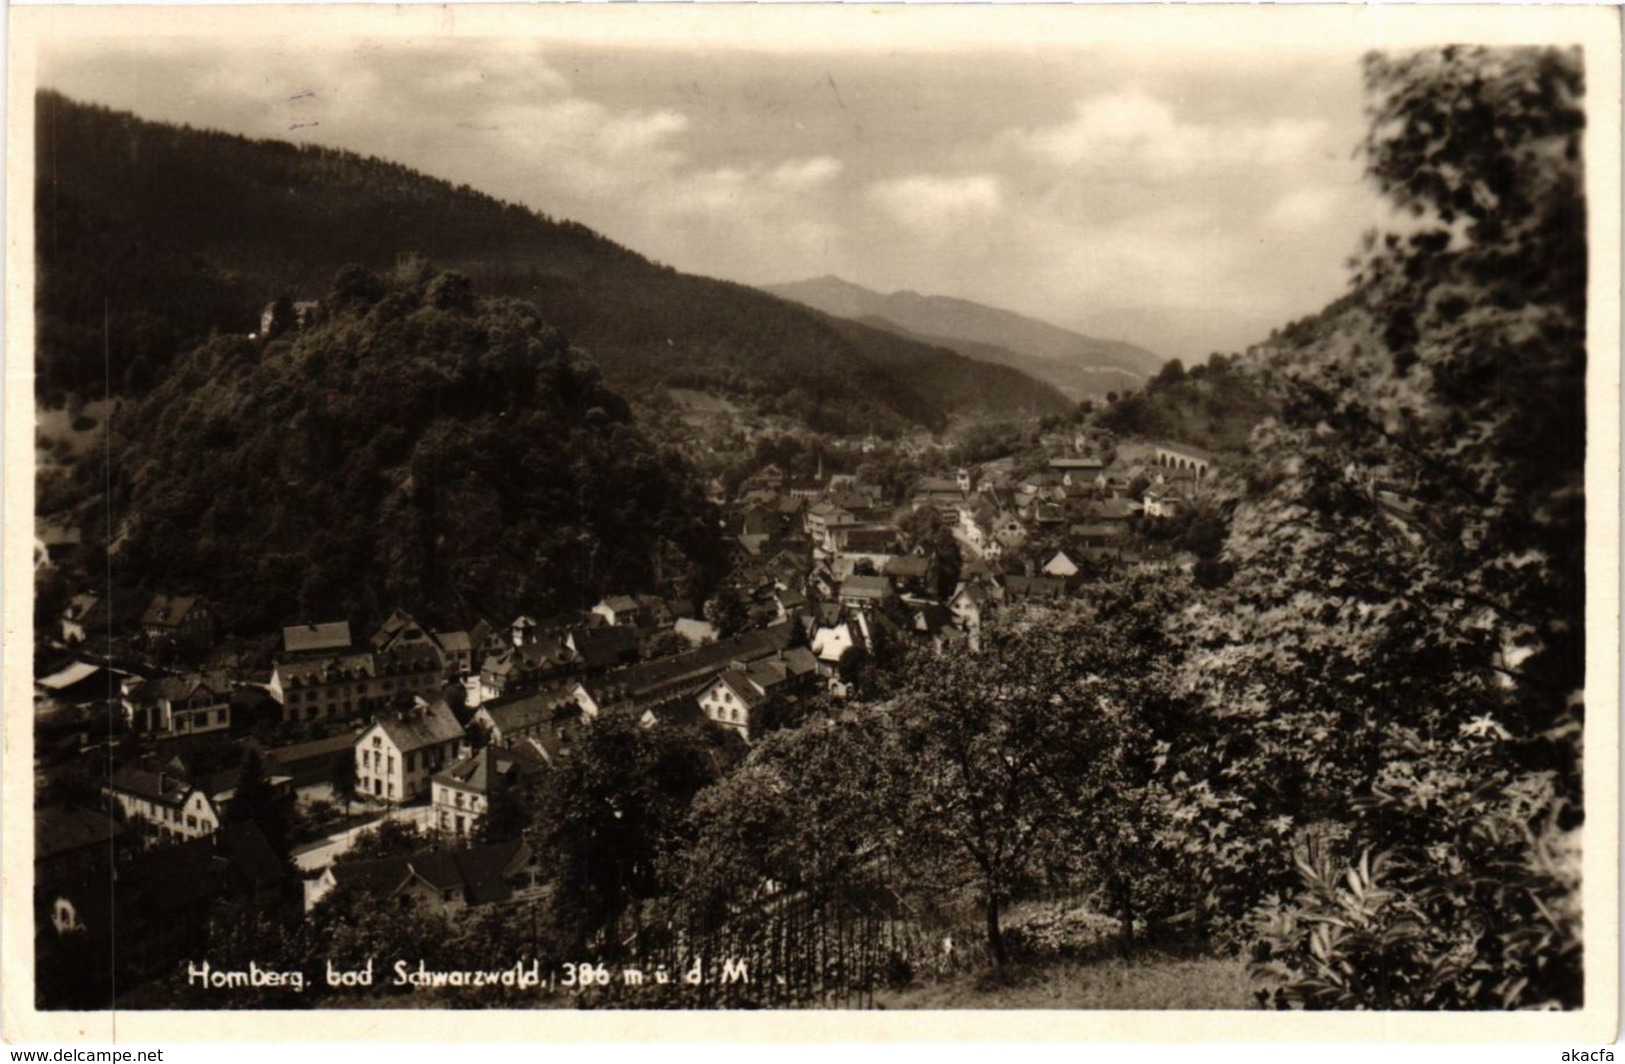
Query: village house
567 624 642 671
59 592 103 645
478 635 575 703
430 745 546 840
281 620 353 660
202 765 294 821
1049 455 1106 487
105 766 221 845
120 670 233 738
785 475 825 501
141 594 214 651
467 618 508 660
258 298 322 336
472 684 578 750
738 463 787 498
829 551 894 583
884 554 933 593
303 837 540 915
804 499 857 545
35 517 83 570
571 626 794 719
1079 496 1139 527
1004 574 1070 604
509 614 541 648
837 574 894 611
777 494 810 523
1043 550 1082 578
993 514 1028 550
1142 484 1185 519
695 646 819 743
835 526 901 555
35 806 120 888
592 595 644 628
354 701 466 804
907 603 969 653
673 616 720 647
810 620 862 674
264 732 359 790
950 579 1006 633
35 660 124 720
1071 532 1129 565
911 477 966 519
369 609 476 678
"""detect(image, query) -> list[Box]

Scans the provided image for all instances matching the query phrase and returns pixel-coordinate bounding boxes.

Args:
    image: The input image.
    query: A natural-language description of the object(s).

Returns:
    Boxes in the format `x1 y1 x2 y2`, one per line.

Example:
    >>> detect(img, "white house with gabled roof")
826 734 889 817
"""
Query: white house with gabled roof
355 701 465 803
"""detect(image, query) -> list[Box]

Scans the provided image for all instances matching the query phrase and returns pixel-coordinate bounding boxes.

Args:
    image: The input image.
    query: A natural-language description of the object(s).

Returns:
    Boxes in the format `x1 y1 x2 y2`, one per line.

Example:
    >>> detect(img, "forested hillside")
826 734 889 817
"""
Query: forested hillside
34 92 1068 431
66 263 728 634
1093 353 1273 453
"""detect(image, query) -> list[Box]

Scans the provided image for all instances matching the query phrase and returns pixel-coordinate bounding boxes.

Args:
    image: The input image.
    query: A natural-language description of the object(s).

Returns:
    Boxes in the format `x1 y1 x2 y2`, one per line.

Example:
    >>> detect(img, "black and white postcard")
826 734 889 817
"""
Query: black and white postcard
4 2 1619 1045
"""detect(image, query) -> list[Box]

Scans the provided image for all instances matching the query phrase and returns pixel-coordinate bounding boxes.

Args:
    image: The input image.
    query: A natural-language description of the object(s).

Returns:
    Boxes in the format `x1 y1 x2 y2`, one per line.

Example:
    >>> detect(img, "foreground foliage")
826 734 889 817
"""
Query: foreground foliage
1174 45 1585 1009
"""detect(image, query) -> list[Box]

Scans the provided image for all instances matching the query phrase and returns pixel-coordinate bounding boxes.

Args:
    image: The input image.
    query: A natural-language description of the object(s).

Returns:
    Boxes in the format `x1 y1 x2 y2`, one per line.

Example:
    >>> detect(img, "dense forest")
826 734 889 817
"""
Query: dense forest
33 91 1069 431
60 262 728 634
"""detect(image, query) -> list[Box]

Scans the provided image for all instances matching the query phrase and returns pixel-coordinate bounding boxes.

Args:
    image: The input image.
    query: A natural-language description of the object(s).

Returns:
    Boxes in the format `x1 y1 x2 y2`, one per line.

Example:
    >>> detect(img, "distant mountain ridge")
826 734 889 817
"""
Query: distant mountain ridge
764 275 1164 399
34 91 1069 431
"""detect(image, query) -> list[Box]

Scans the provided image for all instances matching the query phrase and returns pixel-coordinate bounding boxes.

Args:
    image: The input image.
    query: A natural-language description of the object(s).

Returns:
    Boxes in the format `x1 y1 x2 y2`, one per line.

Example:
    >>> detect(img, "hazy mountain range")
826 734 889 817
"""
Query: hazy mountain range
35 91 1071 434
764 275 1164 400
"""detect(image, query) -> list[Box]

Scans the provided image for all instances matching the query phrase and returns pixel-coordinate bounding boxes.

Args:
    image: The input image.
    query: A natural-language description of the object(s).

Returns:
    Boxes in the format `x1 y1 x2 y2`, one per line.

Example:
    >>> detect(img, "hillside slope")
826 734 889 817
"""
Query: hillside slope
765 275 1163 399
77 265 727 634
34 92 1068 431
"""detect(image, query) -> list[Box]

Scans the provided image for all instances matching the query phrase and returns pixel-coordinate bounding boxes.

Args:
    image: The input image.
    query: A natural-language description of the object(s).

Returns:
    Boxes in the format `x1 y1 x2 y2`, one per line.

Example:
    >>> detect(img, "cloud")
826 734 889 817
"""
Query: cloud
1013 88 1327 177
40 41 1380 361
867 174 1003 232
1266 187 1336 230
768 156 843 191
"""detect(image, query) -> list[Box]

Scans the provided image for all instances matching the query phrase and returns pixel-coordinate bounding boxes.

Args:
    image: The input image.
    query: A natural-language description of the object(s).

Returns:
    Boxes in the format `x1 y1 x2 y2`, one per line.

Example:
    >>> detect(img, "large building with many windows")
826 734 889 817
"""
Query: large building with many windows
270 647 443 724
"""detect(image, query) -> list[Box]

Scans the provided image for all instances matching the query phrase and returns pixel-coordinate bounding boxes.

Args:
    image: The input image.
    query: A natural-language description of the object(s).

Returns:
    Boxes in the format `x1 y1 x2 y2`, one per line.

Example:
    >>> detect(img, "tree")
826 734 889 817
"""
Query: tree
703 583 751 639
534 715 716 953
339 818 424 864
1171 46 1585 1008
885 616 1121 966
331 749 358 814
225 746 296 859
477 775 537 844
643 628 690 659
1152 358 1186 389
677 716 903 1004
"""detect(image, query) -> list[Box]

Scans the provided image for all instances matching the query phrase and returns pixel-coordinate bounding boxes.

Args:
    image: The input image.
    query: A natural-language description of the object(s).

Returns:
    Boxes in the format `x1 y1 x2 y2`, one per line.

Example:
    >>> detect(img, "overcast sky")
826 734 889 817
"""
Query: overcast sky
42 36 1385 361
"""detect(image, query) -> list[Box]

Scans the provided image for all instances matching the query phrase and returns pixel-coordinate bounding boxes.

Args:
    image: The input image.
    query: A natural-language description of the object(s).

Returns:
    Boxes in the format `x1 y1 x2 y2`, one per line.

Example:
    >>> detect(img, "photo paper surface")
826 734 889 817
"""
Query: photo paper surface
5 3 1619 1044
